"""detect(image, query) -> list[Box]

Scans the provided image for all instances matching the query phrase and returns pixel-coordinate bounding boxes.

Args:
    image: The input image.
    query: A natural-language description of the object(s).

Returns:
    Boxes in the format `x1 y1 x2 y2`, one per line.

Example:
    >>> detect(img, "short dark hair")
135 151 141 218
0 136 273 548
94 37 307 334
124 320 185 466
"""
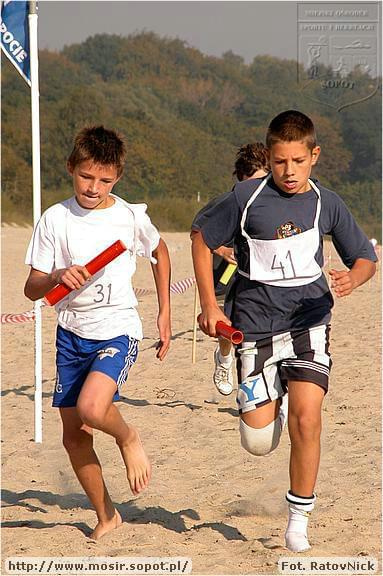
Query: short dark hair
233 142 270 181
266 110 317 150
67 125 126 177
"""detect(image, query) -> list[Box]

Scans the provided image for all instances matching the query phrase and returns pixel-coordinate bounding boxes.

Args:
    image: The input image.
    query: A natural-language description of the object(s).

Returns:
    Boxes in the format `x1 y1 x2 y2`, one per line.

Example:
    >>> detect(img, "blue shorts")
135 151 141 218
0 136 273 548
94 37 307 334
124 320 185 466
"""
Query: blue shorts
53 326 139 408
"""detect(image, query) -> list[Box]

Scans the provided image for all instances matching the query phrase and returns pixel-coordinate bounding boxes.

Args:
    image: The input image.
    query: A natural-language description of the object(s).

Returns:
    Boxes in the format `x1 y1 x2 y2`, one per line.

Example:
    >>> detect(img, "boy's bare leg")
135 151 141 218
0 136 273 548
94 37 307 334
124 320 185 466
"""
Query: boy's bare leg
106 403 151 495
241 397 281 428
77 372 151 495
60 407 122 540
287 380 324 496
218 335 232 357
285 380 324 552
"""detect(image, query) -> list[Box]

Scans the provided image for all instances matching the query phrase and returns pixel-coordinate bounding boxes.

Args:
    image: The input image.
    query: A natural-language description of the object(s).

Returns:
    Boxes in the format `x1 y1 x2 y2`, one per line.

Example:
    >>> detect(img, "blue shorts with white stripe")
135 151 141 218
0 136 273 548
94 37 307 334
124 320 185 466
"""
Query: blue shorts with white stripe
53 325 138 408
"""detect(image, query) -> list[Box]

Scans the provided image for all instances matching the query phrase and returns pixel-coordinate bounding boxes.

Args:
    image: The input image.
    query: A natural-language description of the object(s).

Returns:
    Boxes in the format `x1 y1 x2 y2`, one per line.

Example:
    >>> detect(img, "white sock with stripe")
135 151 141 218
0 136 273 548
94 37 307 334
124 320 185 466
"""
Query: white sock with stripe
285 490 316 552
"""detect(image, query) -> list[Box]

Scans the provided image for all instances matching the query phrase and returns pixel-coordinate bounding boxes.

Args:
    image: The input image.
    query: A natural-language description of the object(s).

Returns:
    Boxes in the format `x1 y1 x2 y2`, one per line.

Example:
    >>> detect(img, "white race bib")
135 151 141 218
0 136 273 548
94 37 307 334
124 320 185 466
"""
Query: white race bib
240 177 322 287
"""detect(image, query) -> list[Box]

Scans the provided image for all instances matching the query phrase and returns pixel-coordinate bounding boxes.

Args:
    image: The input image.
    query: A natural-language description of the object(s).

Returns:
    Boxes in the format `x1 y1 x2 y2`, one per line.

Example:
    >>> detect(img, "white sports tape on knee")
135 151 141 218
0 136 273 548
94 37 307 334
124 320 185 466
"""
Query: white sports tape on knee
239 417 282 456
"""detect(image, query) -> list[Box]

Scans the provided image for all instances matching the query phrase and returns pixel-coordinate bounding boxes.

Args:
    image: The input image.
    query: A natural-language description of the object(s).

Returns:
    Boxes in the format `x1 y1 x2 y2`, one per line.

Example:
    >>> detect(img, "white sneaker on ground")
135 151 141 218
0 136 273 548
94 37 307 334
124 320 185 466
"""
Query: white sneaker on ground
213 347 234 395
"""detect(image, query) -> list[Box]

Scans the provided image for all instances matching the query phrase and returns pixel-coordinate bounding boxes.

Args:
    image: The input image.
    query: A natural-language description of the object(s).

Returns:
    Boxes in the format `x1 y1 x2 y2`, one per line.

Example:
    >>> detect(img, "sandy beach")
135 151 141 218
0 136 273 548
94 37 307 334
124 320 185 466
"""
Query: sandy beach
1 225 381 575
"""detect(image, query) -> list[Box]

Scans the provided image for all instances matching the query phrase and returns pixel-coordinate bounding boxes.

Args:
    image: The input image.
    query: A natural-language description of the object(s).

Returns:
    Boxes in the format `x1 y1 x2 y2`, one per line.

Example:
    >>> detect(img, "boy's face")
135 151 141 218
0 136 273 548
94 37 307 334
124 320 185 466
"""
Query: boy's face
68 160 120 210
268 140 320 194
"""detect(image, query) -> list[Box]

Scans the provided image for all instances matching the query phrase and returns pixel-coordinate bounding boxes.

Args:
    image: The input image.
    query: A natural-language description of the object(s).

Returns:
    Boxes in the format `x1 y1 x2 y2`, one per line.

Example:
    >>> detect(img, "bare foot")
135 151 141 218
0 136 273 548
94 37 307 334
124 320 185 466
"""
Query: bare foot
90 509 122 540
117 426 152 495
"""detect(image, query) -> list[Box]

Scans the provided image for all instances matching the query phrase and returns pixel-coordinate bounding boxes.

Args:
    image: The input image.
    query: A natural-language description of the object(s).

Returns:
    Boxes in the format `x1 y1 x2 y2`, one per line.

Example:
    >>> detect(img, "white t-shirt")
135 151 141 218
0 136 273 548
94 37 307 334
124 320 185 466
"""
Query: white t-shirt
25 194 160 340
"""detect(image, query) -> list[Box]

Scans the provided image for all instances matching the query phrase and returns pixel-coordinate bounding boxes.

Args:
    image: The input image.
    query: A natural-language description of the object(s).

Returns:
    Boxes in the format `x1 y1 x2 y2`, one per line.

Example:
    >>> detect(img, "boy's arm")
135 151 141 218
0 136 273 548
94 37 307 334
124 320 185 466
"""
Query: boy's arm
151 238 171 360
329 258 376 298
191 230 230 337
24 265 91 301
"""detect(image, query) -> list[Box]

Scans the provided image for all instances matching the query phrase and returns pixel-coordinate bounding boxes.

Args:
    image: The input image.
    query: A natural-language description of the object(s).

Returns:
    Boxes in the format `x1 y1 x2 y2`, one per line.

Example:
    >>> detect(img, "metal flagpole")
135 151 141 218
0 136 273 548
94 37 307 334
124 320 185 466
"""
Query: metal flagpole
29 0 43 443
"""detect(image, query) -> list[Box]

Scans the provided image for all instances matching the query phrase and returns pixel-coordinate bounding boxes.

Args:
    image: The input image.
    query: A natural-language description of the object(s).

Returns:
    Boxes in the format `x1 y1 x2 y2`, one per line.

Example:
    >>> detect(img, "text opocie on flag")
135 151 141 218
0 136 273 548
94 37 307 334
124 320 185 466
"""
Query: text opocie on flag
1 0 31 85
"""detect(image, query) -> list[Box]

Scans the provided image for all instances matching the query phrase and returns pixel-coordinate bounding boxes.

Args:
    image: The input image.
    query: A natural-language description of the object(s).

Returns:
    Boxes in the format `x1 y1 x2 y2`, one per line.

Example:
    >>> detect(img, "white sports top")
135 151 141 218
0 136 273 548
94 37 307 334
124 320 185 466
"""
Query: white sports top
25 194 160 340
239 175 322 287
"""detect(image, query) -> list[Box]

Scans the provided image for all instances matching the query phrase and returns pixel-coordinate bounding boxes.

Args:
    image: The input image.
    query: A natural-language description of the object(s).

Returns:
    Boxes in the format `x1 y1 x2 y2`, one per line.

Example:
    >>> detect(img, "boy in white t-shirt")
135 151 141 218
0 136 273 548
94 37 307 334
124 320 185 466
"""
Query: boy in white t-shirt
24 126 171 540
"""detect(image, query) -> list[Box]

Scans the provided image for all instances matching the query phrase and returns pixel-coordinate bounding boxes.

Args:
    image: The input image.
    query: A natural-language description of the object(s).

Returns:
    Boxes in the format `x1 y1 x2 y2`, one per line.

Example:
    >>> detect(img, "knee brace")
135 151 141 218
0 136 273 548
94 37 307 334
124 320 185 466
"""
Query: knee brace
239 417 282 456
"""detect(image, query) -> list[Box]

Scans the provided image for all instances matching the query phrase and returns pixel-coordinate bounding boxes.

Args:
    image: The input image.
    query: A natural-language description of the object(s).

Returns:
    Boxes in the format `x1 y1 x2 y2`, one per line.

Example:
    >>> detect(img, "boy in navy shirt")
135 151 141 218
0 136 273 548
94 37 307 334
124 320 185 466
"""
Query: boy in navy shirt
191 110 376 552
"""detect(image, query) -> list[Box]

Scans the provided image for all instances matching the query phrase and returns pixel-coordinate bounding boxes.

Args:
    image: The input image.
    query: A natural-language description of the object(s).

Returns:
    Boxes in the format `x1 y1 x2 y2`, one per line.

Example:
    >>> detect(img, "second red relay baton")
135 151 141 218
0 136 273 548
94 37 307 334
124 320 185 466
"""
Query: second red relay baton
215 321 244 345
44 240 127 306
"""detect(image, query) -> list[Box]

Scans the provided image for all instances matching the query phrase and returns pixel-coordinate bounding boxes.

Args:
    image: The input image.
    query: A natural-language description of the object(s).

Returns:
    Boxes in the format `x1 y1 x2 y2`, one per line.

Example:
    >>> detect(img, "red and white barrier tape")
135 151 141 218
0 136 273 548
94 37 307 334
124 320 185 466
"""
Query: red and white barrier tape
170 276 196 294
1 311 36 324
133 287 154 297
1 277 197 325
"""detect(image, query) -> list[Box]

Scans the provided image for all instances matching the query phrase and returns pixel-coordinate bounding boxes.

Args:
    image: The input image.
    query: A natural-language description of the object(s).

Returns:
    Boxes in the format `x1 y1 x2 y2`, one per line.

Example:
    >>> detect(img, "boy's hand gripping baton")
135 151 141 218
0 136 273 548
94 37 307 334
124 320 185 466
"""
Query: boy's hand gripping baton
44 240 127 306
215 321 244 345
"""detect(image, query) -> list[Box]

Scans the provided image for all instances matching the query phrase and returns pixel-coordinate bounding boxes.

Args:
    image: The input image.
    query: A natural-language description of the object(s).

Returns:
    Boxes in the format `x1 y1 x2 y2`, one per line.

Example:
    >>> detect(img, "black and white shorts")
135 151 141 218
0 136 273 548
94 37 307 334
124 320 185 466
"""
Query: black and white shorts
236 325 332 414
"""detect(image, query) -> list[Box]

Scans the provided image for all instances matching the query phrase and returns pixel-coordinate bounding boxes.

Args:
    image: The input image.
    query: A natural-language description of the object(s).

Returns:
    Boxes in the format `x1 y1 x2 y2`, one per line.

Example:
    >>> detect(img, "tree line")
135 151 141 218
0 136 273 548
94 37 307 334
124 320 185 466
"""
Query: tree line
1 31 381 239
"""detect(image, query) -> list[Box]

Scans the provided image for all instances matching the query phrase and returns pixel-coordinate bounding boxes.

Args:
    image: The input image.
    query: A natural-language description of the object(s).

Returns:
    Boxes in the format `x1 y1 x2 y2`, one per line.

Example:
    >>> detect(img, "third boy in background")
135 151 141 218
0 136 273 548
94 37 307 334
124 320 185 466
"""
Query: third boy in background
193 142 270 395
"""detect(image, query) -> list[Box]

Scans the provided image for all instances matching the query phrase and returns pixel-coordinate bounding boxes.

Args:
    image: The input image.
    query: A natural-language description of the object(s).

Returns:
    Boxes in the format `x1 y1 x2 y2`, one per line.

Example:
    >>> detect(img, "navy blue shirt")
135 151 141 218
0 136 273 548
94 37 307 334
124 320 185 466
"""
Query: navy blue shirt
192 177 377 340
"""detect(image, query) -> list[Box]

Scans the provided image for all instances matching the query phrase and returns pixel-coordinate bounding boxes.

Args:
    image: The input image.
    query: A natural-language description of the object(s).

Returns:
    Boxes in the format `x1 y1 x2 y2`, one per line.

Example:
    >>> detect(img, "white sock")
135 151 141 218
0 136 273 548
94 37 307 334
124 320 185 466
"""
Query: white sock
218 350 232 367
285 492 316 552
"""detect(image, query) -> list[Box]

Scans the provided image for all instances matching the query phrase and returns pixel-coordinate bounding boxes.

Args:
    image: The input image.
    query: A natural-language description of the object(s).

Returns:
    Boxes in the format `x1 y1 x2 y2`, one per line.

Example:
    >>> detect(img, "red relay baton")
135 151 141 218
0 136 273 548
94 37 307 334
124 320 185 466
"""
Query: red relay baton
44 240 127 306
215 321 244 345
